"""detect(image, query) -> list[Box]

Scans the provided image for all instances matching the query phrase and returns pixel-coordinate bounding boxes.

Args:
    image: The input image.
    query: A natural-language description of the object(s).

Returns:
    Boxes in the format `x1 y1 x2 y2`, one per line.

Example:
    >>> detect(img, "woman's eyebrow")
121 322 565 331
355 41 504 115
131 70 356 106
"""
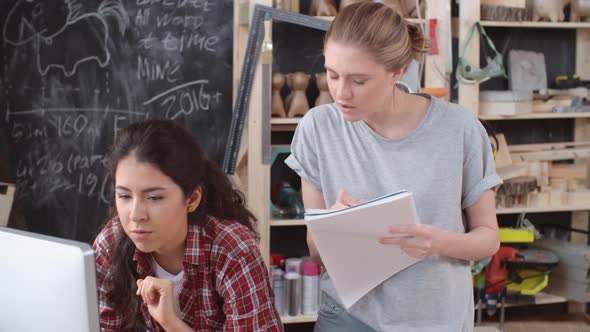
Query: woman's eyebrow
324 66 370 78
114 186 167 193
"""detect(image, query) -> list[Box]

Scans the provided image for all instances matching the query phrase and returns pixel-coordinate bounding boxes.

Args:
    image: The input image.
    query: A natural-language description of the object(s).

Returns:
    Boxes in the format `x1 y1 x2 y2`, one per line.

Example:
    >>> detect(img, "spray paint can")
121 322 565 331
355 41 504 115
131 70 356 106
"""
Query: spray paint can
285 272 301 316
271 266 286 315
301 258 320 315
285 257 302 274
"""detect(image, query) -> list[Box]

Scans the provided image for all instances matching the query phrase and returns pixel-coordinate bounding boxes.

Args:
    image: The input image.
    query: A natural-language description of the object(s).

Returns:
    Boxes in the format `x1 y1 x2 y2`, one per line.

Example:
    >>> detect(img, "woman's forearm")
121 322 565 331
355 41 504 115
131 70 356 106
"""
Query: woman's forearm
439 226 499 261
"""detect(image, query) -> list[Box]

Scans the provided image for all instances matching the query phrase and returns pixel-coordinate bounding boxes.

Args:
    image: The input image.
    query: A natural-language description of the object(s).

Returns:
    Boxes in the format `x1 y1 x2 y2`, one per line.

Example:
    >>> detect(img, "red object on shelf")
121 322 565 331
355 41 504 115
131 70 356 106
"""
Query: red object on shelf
270 254 286 269
485 246 520 295
429 18 439 55
301 258 320 276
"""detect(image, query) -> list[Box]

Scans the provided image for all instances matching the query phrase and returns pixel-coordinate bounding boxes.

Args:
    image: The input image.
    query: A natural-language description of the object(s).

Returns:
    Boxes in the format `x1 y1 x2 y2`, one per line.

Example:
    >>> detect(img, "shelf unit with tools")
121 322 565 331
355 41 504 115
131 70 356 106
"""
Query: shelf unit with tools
457 0 590 223
457 0 590 316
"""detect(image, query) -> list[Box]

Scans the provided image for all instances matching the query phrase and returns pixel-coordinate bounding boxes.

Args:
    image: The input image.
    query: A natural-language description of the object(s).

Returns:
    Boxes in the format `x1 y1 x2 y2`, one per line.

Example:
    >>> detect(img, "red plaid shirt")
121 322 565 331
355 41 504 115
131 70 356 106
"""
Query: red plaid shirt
93 216 283 332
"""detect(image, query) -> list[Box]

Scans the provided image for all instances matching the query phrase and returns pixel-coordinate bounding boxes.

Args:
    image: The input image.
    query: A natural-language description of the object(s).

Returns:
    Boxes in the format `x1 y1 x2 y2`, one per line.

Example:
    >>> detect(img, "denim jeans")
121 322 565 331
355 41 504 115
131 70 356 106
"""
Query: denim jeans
313 294 375 332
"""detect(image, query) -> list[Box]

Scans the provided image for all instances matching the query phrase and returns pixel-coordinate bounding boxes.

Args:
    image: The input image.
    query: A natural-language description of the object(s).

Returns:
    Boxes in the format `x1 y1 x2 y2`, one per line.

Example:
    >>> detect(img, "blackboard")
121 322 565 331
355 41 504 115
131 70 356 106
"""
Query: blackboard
0 0 233 242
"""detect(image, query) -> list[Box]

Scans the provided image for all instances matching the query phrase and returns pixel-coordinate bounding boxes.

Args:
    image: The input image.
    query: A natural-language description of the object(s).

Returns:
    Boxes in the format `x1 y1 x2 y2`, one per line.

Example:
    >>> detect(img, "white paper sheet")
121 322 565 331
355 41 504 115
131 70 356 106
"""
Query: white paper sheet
305 191 423 308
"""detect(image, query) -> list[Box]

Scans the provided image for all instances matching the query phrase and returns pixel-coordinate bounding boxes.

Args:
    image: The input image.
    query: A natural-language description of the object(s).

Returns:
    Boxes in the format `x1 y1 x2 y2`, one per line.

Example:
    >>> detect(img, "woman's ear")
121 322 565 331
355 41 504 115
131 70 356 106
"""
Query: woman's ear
186 187 202 213
391 67 406 85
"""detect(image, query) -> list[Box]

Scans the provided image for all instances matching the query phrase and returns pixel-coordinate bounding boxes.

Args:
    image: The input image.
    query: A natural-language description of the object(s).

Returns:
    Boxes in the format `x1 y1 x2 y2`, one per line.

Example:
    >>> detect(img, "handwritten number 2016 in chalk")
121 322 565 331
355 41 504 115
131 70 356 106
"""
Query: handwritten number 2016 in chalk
143 80 222 120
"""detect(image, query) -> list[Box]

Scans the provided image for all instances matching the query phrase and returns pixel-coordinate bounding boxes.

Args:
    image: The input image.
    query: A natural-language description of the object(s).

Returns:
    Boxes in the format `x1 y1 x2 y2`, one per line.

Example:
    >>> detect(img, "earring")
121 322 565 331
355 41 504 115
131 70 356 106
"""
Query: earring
188 206 196 213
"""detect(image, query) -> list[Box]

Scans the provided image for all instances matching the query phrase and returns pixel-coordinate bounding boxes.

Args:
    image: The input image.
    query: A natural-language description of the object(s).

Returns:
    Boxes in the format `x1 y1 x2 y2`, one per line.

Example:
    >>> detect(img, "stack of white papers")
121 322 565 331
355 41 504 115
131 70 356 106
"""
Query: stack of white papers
305 190 423 308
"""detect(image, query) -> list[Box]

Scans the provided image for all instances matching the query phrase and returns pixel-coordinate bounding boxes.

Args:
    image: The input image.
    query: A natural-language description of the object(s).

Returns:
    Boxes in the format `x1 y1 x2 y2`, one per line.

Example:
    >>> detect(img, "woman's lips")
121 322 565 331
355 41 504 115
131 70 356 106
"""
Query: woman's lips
131 230 152 240
338 103 354 112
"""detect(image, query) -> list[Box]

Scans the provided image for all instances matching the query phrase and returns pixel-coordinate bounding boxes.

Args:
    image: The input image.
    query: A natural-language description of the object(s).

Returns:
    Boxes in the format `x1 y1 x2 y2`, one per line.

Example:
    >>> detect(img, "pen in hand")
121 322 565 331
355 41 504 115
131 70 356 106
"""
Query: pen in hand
333 189 365 209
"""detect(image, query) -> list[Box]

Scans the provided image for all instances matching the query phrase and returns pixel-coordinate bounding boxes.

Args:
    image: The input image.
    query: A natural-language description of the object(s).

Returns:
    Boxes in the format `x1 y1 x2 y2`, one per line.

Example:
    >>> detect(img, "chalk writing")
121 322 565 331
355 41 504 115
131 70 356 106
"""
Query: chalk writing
15 150 111 204
143 80 221 119
137 56 181 83
11 121 49 142
137 30 218 52
161 31 218 52
155 14 204 29
136 0 214 11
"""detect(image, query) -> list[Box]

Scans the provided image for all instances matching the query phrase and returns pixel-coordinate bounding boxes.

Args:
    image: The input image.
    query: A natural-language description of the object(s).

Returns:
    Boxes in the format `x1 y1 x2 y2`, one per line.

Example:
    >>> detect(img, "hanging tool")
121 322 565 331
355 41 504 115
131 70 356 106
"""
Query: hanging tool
456 22 507 84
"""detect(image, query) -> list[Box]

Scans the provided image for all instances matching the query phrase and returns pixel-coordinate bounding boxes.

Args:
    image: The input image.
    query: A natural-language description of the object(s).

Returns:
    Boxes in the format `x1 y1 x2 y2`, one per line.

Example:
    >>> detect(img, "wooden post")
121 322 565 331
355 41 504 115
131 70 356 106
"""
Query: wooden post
572 119 590 246
572 29 590 246
564 29 590 314
0 182 15 227
243 0 273 264
231 1 251 192
458 0 480 114
576 29 590 80
424 0 451 98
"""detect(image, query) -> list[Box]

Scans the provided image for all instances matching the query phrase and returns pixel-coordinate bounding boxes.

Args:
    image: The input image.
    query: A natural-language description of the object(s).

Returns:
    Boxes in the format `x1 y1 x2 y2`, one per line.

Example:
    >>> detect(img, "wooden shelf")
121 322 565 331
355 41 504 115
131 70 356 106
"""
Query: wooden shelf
271 118 300 124
480 112 590 120
271 219 306 226
271 118 299 131
475 292 567 310
480 21 590 29
280 294 566 324
496 205 590 215
281 314 318 324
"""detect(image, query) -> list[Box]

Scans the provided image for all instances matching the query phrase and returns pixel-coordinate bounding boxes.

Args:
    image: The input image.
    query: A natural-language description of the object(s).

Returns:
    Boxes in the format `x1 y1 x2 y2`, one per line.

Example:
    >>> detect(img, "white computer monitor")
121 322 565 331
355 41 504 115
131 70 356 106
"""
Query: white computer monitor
0 226 100 332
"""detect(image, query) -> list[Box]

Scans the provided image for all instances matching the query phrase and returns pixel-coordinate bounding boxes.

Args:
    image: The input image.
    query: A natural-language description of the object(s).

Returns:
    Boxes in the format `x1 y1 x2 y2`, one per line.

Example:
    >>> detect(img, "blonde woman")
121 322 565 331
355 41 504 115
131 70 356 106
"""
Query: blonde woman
286 3 501 331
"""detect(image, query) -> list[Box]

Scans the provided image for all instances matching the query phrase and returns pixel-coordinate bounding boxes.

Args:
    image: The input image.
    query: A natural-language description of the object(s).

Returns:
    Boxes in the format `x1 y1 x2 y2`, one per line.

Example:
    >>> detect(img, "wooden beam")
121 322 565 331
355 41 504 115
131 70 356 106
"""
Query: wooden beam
494 133 513 168
550 164 588 179
576 29 590 80
0 182 15 227
497 164 528 180
458 0 480 114
509 141 590 153
246 0 273 265
481 0 525 8
424 0 451 96
510 147 590 162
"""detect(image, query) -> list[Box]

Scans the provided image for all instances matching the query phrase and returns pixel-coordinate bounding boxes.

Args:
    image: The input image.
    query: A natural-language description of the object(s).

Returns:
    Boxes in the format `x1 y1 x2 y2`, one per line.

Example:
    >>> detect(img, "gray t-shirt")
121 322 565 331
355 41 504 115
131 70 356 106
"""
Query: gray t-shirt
285 97 502 332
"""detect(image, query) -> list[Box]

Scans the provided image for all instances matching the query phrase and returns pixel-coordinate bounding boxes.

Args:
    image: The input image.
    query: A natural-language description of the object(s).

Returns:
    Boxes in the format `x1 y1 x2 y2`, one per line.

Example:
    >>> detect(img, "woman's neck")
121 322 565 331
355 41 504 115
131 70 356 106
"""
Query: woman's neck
364 90 430 140
153 242 185 275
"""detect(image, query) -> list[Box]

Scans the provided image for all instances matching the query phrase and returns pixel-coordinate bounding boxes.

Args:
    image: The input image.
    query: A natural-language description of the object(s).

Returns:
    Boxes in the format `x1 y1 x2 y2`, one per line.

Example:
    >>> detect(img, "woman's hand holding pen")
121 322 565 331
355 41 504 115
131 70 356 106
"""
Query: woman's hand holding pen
332 189 365 209
333 189 450 259
136 276 184 331
379 224 449 259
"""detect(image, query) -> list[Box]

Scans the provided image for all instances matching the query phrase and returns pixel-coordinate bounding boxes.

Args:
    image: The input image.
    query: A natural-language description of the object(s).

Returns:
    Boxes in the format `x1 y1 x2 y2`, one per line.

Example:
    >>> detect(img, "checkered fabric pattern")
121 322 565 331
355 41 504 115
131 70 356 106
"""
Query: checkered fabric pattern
93 216 283 332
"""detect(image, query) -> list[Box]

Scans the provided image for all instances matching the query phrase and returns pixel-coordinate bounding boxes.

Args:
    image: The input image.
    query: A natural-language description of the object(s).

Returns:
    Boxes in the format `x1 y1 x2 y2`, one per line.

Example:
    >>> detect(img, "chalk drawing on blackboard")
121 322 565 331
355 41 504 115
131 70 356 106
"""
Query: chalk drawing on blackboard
2 0 129 77
143 79 223 120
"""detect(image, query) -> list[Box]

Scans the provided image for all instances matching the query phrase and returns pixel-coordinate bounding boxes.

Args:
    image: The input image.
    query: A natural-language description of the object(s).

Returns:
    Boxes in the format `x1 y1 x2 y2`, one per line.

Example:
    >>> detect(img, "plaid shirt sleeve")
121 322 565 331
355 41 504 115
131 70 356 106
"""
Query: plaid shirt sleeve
92 221 124 332
214 225 284 332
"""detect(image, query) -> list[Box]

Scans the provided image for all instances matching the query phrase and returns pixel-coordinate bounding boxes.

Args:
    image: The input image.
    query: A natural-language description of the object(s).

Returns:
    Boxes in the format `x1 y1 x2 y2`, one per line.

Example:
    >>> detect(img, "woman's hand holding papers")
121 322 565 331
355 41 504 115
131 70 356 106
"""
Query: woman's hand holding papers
379 224 449 259
334 190 447 259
